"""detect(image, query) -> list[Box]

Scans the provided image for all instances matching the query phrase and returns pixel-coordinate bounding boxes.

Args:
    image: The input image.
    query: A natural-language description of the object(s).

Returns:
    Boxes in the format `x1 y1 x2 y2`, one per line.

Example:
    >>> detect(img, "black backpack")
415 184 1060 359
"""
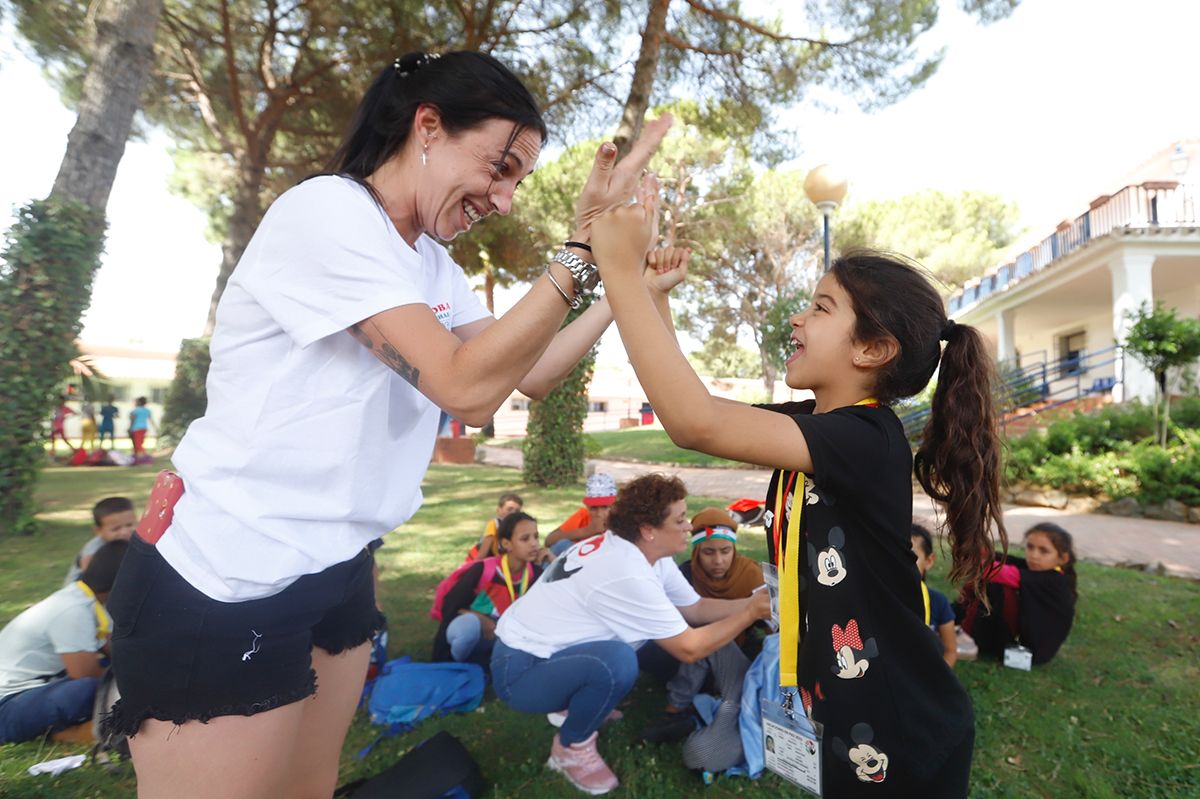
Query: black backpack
335 731 485 799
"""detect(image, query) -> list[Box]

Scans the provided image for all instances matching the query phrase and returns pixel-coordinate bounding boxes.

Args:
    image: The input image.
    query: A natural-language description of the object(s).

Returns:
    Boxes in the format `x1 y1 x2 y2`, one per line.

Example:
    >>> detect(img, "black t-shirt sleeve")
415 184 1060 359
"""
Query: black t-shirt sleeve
790 406 895 497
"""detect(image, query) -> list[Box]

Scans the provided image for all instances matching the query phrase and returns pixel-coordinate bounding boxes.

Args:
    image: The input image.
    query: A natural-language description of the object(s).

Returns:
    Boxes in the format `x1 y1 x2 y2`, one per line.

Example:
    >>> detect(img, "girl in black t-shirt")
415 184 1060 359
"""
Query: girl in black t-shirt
593 199 1005 797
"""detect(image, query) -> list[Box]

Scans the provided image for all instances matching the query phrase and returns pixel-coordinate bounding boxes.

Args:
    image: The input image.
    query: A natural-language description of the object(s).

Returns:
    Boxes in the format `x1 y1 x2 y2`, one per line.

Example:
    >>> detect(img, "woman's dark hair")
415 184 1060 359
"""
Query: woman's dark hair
607 473 688 544
81 540 129 594
829 250 1007 604
325 51 547 202
497 511 536 546
1026 522 1078 599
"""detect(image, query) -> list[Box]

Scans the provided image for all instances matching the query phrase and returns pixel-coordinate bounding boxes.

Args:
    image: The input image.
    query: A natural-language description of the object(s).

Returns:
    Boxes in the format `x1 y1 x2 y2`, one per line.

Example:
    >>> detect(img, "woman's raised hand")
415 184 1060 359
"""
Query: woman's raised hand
572 115 673 241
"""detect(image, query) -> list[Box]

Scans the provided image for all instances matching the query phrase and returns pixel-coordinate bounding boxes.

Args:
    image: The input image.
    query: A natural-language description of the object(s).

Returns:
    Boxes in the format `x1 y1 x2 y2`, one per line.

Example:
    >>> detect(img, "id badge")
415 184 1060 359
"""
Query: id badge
1004 644 1033 671
761 697 822 796
760 562 780 632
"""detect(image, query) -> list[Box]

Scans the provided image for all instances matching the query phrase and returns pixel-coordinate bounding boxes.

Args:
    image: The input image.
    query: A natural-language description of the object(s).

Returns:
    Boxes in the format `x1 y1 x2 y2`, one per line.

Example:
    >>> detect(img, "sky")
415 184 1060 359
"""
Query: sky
0 0 1197 361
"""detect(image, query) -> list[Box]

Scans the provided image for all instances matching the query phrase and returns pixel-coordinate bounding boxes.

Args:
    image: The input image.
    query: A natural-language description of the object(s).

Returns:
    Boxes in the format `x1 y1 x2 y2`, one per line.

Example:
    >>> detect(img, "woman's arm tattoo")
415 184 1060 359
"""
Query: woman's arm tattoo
350 322 421 389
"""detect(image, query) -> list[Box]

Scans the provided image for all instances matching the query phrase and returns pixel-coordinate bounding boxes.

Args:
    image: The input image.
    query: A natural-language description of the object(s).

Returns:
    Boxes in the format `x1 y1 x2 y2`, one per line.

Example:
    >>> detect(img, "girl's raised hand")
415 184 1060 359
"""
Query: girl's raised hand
592 176 661 281
644 246 690 294
572 115 673 240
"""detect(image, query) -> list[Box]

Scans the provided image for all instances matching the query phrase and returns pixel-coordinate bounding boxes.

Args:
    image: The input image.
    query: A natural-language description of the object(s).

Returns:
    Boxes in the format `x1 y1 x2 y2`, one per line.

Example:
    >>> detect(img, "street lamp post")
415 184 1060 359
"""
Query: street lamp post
803 164 850 271
1170 143 1191 223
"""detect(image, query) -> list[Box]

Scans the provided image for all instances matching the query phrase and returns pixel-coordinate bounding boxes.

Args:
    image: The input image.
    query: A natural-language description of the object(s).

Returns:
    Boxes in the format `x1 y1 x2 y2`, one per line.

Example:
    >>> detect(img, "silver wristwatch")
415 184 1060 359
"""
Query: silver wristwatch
552 249 601 295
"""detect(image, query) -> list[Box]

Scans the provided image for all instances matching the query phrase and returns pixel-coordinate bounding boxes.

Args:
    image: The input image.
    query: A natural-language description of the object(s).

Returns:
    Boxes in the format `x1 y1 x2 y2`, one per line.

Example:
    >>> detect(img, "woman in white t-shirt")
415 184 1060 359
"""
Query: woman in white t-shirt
105 51 678 799
493 474 771 795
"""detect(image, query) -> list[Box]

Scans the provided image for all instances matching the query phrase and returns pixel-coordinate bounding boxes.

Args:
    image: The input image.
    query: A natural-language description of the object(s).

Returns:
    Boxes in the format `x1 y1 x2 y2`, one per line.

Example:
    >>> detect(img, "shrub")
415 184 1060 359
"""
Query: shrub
160 337 211 445
0 200 105 535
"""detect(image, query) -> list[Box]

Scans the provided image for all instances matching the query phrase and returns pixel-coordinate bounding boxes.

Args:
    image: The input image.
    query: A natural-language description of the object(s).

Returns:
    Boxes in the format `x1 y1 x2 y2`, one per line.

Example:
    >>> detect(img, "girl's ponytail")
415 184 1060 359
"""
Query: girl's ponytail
914 322 1008 603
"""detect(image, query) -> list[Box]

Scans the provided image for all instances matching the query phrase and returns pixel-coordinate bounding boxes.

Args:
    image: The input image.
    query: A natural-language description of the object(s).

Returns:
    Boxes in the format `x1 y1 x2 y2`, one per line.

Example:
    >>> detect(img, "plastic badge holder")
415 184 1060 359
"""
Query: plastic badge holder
760 562 780 632
762 697 822 795
1003 644 1033 671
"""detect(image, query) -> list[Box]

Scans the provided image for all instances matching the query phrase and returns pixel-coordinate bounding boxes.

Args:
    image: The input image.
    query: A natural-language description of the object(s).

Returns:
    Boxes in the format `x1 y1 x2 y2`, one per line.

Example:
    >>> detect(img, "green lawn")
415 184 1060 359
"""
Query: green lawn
2 462 1198 797
499 428 739 468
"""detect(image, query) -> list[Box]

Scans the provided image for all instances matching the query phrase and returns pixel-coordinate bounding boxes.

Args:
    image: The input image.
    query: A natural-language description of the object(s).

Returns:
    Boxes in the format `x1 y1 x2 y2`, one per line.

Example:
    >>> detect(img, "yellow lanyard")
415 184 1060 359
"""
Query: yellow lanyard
778 397 879 689
920 581 931 626
75 580 111 640
499 555 529 603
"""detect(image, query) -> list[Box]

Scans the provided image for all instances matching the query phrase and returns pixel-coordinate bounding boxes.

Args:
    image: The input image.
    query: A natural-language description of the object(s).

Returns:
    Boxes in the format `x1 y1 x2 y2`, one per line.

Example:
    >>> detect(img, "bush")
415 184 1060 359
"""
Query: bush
0 200 105 535
160 337 211 445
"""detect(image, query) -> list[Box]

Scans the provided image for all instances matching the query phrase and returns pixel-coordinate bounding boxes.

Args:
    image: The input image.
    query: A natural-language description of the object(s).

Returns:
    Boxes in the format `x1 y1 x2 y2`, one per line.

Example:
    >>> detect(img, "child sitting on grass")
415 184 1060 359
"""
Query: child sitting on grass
911 523 957 668
956 522 1078 665
0 541 128 744
467 492 523 561
543 473 618 557
64 497 136 586
434 511 544 665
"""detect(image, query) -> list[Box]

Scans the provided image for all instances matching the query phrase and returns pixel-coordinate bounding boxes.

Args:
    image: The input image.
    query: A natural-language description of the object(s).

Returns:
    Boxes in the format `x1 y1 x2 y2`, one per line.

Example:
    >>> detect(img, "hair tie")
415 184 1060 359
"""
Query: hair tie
940 319 957 342
393 52 441 77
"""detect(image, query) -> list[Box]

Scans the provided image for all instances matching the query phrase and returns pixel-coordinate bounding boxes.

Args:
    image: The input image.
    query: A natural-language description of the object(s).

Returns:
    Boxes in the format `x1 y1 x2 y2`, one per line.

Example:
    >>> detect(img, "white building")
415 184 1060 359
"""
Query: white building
947 140 1200 405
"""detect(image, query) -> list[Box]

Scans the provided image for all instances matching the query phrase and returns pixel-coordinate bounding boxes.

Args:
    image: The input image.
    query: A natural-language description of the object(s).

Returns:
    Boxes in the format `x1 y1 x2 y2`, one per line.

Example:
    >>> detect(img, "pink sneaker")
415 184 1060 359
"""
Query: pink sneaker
548 732 619 795
547 708 624 728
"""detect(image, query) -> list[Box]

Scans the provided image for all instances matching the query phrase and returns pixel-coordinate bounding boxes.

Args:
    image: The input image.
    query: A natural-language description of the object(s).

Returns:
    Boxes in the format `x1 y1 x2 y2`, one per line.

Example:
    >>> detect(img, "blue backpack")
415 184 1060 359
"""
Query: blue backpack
358 657 485 758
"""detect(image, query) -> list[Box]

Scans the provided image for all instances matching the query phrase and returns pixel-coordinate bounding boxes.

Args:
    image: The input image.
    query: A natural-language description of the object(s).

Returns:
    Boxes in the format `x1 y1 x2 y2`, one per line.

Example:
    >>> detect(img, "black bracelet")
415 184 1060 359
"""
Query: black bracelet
564 240 592 253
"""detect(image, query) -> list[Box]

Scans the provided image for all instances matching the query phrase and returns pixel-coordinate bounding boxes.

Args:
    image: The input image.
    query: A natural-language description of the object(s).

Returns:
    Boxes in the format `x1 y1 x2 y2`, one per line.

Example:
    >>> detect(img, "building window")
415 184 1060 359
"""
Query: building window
150 387 167 405
107 384 130 402
588 401 608 413
511 398 530 411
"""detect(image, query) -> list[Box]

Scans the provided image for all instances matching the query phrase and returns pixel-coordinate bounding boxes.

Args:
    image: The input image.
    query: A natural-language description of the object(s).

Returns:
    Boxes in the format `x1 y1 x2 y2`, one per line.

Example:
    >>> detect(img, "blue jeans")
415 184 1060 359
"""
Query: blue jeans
548 539 574 557
491 639 637 746
445 614 495 665
0 677 99 744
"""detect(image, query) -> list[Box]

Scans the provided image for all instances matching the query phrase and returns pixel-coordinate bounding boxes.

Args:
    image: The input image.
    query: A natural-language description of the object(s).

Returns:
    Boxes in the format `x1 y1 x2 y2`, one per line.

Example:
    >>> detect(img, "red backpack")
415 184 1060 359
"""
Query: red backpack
430 557 500 621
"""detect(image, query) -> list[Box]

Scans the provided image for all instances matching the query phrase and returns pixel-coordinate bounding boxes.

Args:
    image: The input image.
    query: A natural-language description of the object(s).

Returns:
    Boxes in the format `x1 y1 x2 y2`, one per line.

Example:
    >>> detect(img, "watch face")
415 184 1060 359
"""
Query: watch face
578 267 601 291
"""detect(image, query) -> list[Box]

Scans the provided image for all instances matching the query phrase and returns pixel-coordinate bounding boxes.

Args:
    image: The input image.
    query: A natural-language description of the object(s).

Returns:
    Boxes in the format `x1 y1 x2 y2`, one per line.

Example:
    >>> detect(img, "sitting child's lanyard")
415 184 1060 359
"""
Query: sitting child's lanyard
75 580 111 640
499 555 530 603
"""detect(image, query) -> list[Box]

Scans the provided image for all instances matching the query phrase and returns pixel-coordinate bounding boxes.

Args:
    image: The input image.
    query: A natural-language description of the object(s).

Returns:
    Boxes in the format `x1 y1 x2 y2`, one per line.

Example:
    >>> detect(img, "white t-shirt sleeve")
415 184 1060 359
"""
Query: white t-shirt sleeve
657 558 702 607
239 178 429 348
586 576 689 644
48 606 102 654
446 249 491 329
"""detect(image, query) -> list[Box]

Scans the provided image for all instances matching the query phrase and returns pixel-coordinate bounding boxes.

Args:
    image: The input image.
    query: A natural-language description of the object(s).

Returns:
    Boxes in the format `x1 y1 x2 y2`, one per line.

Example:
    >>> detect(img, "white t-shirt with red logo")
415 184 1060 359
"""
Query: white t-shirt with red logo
496 531 701 658
163 176 490 601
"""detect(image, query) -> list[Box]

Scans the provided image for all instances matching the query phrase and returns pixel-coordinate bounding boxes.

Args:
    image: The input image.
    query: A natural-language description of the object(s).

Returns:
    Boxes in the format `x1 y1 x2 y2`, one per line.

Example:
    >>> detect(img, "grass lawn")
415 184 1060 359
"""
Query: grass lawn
1 461 1198 797
498 428 738 468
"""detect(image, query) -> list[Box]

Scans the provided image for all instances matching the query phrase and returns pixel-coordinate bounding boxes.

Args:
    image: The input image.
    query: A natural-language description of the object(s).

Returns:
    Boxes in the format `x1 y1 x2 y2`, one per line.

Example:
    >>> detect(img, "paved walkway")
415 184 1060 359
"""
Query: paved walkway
478 445 1200 580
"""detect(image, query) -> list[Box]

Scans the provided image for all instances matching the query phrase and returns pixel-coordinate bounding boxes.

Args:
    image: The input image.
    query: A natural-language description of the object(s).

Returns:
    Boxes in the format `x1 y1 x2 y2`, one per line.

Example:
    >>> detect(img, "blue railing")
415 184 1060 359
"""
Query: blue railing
898 345 1122 441
947 182 1195 315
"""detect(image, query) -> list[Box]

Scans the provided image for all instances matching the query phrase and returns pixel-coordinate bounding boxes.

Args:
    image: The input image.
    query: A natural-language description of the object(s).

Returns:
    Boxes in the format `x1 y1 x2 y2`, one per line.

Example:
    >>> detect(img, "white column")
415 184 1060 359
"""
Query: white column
995 307 1017 364
1109 252 1156 403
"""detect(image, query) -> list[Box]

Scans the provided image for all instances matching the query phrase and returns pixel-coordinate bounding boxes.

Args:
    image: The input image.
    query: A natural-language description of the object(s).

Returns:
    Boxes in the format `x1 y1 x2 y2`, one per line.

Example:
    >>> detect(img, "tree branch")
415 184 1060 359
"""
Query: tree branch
219 0 252 142
682 0 843 47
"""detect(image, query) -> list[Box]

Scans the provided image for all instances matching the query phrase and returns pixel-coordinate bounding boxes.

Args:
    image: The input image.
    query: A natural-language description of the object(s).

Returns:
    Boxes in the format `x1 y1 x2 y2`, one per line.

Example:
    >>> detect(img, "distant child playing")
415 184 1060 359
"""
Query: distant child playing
64 497 137 586
435 511 543 664
911 523 957 668
98 398 119 448
956 522 1077 665
128 397 154 462
594 190 1004 796
49 397 75 456
468 492 523 561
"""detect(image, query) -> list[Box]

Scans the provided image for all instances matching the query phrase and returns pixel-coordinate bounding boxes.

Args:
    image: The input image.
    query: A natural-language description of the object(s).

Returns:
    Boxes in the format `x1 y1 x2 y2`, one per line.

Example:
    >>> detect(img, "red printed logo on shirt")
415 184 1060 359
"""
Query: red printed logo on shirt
430 301 453 330
576 534 605 557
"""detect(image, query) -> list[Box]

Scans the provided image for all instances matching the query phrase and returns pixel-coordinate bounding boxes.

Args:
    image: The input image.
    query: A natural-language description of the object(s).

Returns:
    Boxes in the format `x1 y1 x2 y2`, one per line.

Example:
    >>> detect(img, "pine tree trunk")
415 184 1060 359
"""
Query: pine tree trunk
204 161 267 335
51 0 163 211
612 0 672 158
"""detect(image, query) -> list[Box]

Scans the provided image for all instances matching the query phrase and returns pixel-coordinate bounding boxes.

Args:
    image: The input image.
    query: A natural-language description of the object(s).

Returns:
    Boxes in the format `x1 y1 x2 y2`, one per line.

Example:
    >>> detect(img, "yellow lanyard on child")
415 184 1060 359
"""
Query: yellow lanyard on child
777 397 879 689
920 581 931 626
499 555 529 603
75 580 111 640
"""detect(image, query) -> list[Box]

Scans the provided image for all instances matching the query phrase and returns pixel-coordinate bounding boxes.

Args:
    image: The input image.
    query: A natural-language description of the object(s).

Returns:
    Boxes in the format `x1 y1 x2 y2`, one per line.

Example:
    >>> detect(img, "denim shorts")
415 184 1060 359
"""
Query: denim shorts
104 533 383 737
